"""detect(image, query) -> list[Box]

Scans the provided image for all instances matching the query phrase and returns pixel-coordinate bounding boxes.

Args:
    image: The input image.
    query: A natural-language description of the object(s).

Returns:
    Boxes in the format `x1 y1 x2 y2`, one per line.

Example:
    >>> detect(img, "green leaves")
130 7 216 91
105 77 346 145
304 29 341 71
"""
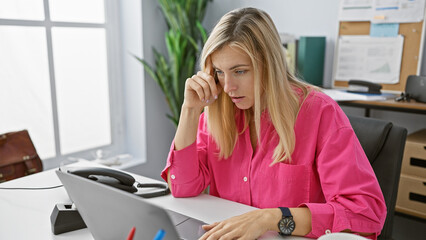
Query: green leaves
137 0 212 127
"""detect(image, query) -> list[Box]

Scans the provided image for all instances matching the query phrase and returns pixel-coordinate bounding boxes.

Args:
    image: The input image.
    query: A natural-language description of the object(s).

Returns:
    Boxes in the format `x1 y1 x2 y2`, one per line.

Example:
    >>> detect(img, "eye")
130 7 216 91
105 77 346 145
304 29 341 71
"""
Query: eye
235 70 246 75
215 70 223 75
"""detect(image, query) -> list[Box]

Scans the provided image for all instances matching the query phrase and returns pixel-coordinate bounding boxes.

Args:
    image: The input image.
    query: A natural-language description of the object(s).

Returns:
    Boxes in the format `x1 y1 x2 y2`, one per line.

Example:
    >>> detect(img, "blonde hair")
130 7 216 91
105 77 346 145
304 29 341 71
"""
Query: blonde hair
201 8 313 164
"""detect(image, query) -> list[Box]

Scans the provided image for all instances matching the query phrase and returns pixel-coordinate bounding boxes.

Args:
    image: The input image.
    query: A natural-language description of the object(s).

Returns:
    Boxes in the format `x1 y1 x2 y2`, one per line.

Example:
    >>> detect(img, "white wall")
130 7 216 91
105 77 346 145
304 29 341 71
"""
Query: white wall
125 0 426 179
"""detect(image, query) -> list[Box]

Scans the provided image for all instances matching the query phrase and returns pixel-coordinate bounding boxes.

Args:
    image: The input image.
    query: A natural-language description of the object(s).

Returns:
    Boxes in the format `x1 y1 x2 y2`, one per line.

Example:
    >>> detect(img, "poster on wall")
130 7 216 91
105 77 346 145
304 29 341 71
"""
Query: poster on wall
335 35 404 84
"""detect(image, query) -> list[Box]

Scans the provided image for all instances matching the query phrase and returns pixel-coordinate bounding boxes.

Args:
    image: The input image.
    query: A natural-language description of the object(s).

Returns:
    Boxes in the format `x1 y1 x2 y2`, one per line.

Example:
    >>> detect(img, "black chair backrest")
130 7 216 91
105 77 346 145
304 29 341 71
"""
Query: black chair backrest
348 115 407 240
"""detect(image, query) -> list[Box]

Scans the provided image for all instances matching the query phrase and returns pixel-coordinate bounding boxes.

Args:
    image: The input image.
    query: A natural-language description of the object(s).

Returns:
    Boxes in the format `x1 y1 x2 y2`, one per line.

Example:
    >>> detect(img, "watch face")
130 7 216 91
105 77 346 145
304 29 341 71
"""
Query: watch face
278 217 295 236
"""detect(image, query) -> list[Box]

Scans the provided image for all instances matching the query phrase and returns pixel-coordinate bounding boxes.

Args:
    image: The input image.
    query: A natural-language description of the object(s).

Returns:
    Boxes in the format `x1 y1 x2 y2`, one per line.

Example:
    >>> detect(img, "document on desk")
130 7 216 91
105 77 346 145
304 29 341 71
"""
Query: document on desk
335 35 404 84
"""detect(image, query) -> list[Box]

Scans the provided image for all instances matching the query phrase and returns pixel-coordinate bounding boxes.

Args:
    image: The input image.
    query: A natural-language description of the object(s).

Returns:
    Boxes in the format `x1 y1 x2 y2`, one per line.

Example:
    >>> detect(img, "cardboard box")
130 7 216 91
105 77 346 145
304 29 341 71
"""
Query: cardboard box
395 174 426 219
401 129 426 178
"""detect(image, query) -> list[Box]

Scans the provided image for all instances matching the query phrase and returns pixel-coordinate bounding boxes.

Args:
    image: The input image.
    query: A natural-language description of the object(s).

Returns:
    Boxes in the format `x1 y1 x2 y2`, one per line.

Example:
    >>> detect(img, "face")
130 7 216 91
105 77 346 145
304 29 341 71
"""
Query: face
211 45 257 110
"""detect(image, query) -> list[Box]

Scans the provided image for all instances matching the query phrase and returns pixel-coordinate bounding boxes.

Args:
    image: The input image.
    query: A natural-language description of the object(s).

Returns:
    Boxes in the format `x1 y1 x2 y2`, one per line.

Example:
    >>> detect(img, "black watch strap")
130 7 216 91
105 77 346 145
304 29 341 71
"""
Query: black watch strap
278 207 295 236
278 207 292 217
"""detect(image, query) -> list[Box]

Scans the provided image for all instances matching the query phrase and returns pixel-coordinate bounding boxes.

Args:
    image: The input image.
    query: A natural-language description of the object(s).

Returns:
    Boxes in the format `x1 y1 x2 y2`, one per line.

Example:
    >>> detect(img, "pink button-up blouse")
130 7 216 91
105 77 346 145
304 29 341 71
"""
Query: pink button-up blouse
161 90 386 239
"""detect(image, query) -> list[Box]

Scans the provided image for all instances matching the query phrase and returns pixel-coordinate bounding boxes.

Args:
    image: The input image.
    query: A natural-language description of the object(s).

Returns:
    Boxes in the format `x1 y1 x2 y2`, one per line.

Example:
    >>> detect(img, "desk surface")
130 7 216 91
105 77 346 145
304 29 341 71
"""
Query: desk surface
0 161 307 240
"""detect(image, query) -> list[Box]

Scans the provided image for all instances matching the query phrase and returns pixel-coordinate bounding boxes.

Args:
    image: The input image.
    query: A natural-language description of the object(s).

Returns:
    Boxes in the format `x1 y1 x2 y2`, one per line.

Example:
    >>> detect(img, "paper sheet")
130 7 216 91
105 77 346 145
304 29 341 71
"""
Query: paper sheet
372 0 426 23
370 23 399 37
322 89 395 101
335 35 404 84
339 0 374 21
339 0 426 23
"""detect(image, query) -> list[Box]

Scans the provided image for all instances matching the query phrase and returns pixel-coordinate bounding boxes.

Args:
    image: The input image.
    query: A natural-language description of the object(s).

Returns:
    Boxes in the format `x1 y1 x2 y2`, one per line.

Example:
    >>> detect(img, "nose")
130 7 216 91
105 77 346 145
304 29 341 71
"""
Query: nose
223 75 237 94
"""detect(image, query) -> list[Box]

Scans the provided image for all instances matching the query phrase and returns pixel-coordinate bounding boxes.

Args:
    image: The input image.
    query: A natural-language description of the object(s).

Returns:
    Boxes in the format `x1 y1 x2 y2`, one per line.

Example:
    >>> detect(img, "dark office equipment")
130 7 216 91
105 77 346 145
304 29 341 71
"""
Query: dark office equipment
394 92 412 102
405 75 426 103
348 80 382 94
348 115 407 240
297 36 325 87
50 203 86 235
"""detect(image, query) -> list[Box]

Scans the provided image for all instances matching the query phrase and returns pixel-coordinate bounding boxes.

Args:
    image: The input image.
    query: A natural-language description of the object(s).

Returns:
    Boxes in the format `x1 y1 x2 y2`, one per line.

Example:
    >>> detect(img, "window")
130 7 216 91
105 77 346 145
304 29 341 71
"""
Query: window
0 0 124 168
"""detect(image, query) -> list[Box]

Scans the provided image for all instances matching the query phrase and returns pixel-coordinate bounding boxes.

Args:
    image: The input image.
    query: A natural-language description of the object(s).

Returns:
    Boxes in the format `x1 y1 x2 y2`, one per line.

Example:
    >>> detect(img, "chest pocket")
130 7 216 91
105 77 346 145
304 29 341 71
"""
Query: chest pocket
253 163 311 208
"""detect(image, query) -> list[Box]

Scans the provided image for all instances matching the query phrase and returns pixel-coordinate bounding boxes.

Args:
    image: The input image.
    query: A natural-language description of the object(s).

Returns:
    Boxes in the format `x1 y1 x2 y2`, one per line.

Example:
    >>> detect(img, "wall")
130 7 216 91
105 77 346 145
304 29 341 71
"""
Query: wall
126 0 426 179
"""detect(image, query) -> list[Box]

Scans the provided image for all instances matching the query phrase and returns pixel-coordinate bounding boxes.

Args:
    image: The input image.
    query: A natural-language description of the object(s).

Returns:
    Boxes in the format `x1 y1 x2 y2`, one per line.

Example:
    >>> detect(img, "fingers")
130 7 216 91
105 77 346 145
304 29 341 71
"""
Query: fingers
187 71 220 104
200 222 240 240
187 75 208 102
199 210 269 240
202 222 219 231
196 71 220 100
200 222 226 240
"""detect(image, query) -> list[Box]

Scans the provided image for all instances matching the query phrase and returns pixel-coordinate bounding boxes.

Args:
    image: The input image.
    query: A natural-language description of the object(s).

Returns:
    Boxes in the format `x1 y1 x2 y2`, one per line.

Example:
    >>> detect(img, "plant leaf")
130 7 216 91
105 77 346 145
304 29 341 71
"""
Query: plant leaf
136 0 212 126
196 20 207 43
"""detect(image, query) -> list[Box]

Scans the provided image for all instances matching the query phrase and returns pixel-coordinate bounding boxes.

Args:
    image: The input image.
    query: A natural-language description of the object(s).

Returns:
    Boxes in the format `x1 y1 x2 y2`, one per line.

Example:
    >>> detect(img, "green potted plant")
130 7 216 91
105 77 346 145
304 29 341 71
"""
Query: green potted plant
135 0 212 126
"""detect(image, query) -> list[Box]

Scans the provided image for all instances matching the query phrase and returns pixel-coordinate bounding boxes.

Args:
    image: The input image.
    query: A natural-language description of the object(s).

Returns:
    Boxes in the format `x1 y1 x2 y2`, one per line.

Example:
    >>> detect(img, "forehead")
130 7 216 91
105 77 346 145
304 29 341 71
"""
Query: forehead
211 45 252 69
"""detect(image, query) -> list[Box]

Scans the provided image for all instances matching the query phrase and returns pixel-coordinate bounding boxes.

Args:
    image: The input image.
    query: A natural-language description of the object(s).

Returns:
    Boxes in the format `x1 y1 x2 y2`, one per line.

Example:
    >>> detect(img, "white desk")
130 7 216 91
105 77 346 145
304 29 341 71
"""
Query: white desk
0 161 308 240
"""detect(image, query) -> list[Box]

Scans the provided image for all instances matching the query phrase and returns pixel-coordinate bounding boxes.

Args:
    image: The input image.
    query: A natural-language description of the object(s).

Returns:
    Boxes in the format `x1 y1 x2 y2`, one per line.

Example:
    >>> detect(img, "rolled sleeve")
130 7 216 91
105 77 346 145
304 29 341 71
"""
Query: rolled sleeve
160 114 211 197
300 202 349 237
160 140 200 184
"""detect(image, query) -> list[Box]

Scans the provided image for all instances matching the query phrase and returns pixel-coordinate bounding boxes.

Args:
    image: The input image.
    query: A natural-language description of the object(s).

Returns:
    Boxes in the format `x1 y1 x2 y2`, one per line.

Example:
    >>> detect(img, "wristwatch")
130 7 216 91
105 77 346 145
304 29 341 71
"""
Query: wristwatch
278 207 296 236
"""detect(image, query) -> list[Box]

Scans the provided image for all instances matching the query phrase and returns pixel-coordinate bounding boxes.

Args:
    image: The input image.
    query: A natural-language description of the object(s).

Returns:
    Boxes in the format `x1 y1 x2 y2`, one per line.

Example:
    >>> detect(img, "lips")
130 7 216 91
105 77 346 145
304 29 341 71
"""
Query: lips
231 96 244 103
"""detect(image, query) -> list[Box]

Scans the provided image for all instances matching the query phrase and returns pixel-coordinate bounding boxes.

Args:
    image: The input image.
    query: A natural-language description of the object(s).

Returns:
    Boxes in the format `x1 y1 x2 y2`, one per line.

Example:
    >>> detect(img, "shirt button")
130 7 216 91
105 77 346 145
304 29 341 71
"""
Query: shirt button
243 176 248 182
171 174 176 180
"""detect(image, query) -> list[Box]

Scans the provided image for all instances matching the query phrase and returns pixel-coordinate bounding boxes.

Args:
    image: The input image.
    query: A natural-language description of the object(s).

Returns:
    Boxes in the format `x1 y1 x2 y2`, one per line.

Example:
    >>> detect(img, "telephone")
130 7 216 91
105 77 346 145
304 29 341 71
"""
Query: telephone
67 167 170 198
347 80 382 94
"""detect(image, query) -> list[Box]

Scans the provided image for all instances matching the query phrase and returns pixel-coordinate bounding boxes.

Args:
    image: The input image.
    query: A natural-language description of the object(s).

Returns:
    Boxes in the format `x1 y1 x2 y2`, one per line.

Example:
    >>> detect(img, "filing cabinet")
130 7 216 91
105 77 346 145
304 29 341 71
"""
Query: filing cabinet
395 129 426 219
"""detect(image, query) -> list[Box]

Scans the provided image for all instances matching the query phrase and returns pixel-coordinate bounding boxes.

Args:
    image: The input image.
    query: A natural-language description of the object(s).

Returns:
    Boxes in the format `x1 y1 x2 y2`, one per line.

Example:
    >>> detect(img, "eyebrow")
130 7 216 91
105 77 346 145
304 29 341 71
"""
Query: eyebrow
213 64 250 71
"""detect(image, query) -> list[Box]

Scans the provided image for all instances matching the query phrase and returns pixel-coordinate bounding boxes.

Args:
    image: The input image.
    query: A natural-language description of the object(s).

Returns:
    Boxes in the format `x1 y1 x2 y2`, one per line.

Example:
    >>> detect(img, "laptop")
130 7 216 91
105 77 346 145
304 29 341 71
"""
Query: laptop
56 169 206 240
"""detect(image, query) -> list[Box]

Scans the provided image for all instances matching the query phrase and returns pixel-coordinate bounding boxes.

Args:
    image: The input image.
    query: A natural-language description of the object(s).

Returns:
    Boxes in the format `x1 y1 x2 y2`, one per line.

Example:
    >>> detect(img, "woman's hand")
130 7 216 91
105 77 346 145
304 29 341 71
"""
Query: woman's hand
199 209 280 240
183 58 221 111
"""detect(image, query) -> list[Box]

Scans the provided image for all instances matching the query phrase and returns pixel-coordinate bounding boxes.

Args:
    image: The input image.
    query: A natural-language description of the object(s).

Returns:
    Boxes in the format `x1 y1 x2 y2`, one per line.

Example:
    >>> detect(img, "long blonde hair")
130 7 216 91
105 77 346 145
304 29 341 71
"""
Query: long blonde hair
201 8 313 164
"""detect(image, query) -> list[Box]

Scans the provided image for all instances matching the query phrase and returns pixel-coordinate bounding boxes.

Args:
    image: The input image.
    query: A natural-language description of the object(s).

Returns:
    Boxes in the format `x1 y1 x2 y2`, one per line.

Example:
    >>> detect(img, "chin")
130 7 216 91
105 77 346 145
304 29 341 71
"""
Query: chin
234 103 253 110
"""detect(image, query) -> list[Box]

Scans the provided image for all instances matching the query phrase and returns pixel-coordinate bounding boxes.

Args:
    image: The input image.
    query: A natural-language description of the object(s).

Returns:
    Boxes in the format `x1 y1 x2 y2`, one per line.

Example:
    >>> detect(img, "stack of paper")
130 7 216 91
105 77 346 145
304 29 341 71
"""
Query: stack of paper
322 89 396 101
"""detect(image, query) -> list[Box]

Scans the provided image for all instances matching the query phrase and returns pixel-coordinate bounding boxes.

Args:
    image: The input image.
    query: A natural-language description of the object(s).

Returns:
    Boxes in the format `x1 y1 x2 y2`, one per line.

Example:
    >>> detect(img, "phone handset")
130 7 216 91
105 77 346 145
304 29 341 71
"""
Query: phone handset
66 167 170 198
68 167 137 193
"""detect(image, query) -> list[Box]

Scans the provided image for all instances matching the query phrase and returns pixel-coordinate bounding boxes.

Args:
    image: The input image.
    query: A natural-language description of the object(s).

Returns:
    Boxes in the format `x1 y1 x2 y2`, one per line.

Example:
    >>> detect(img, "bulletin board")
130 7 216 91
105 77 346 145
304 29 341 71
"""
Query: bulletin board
333 19 425 92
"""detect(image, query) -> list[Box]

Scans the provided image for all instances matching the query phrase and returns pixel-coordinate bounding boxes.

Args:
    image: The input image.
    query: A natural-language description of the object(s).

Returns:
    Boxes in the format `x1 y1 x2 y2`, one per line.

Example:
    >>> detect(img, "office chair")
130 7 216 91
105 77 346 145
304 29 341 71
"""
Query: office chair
347 115 407 240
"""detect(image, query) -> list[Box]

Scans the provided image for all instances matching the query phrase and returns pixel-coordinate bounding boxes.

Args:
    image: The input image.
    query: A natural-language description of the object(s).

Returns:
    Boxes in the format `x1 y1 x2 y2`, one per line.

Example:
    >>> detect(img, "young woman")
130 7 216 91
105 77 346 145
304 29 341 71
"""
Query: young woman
161 7 386 240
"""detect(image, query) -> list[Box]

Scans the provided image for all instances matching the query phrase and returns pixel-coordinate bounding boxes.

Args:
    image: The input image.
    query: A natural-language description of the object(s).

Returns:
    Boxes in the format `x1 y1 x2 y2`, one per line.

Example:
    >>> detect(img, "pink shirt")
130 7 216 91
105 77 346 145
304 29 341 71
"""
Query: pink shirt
161 90 386 239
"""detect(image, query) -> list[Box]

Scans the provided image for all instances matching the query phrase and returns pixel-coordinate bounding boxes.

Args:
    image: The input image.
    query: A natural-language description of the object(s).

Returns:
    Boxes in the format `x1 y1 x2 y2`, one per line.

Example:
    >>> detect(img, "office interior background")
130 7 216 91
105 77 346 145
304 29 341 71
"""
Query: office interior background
129 0 426 179
1 0 425 239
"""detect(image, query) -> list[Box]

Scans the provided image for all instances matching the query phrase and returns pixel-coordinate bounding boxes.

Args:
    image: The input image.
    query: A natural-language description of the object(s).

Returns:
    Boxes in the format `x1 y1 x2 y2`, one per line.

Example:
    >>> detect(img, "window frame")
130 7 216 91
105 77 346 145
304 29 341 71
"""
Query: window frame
0 0 125 169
